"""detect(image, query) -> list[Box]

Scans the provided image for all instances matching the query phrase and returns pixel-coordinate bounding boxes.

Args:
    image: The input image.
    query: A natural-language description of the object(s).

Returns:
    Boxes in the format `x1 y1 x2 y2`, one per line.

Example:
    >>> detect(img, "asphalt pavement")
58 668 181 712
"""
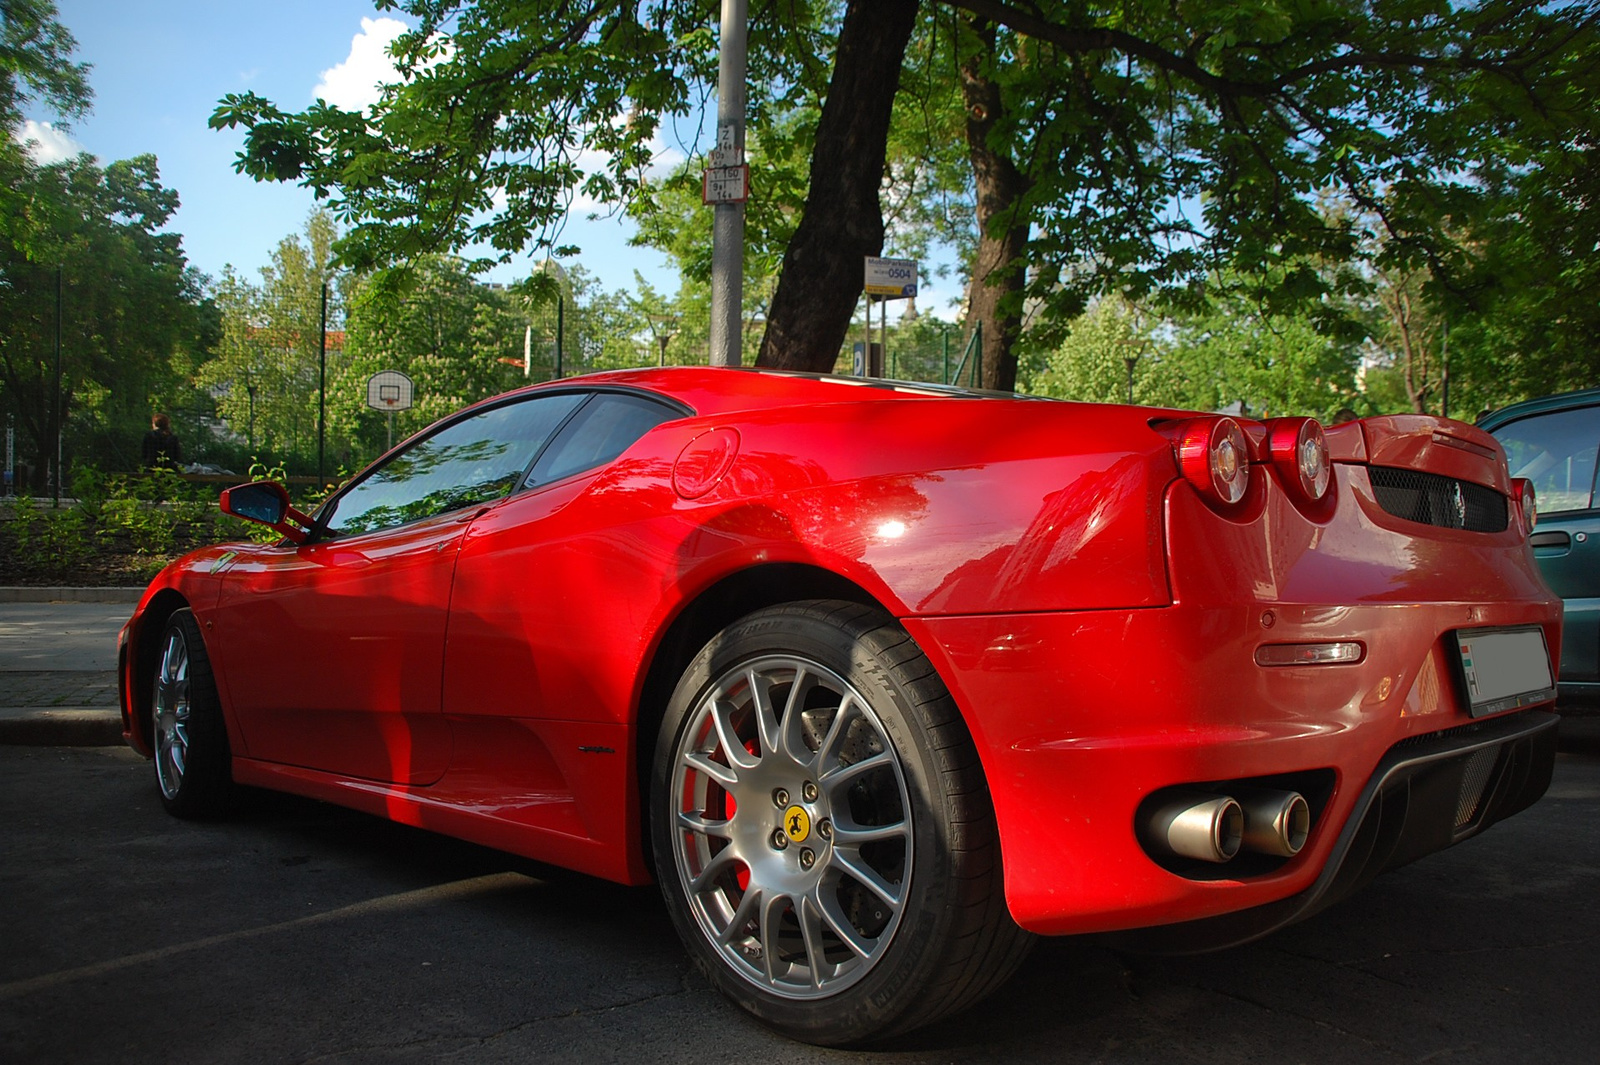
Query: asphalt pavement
0 589 137 746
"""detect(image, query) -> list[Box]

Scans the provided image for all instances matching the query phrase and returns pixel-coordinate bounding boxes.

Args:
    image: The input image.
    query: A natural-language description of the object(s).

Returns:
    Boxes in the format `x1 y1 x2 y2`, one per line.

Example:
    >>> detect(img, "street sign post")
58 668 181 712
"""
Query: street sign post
864 257 918 299
861 258 919 379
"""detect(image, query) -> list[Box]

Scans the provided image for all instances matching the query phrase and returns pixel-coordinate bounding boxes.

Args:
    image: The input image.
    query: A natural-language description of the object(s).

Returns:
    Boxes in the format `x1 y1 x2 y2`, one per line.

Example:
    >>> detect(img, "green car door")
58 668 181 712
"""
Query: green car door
1483 390 1600 708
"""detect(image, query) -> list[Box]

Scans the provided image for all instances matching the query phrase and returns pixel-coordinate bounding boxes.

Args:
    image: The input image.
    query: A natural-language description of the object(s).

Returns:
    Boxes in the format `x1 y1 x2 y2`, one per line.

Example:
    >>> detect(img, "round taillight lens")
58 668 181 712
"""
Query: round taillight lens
1267 418 1331 502
1513 477 1537 533
1178 417 1251 505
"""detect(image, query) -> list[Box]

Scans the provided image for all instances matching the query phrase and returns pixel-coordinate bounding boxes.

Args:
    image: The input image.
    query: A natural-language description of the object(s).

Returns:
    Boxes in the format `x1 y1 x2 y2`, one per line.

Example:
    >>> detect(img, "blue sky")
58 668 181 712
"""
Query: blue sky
23 1 958 319
23 0 676 295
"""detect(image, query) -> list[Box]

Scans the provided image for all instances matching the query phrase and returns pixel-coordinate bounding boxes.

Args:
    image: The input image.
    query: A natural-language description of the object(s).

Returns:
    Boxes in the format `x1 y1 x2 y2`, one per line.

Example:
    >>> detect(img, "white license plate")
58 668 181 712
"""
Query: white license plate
1452 627 1556 717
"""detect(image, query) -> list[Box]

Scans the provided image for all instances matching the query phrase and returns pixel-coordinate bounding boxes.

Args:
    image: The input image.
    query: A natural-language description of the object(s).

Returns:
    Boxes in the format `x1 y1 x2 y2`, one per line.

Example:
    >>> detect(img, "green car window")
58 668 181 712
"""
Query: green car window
1497 406 1599 514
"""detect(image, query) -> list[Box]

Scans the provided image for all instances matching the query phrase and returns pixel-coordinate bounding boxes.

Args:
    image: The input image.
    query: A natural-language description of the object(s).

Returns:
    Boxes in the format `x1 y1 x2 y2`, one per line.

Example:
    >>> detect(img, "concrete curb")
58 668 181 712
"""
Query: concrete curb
0 708 125 747
0 586 144 603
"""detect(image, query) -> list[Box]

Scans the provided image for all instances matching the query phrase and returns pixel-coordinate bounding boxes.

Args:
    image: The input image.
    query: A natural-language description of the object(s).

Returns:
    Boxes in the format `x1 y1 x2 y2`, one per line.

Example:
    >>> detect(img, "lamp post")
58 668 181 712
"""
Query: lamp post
54 263 62 507
318 281 328 485
645 313 678 367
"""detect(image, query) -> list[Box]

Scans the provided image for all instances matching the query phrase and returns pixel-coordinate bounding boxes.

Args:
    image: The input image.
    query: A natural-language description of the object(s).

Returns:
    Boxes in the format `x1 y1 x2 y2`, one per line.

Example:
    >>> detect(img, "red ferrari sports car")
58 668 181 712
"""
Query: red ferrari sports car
118 367 1560 1044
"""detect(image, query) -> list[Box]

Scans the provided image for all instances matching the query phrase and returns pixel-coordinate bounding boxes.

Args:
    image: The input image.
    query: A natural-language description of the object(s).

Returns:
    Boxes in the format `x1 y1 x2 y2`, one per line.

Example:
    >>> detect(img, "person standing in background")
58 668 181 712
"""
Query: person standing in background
141 413 183 470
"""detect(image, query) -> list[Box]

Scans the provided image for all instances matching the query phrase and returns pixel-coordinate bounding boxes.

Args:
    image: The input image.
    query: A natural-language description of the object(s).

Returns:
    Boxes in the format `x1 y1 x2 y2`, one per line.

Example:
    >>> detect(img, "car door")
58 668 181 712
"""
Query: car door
443 390 687 723
210 391 587 784
1491 401 1600 687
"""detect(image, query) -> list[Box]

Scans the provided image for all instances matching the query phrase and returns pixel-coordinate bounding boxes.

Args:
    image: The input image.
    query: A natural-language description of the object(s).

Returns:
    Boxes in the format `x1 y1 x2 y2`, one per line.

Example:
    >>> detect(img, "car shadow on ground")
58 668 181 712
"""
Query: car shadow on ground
41 747 1588 1062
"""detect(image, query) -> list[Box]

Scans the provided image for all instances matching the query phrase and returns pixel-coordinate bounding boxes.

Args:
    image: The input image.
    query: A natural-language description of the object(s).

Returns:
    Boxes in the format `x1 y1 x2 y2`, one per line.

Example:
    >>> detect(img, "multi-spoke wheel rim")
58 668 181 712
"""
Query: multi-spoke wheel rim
670 655 914 999
153 626 191 800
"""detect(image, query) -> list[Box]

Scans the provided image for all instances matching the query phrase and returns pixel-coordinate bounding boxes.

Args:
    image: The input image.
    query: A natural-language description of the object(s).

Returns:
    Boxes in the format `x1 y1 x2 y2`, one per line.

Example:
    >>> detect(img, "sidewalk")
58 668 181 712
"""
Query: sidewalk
0 587 139 746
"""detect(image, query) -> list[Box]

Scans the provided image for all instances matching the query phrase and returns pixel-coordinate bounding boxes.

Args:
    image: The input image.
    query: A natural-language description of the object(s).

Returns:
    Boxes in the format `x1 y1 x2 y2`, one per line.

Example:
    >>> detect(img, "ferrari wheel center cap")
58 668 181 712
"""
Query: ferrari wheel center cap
782 805 811 844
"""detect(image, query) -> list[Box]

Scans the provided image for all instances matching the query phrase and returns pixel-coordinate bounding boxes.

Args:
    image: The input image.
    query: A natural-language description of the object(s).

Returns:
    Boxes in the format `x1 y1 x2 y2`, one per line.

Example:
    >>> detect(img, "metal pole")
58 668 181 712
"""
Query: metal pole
1440 319 1450 419
556 295 564 378
862 296 871 376
879 300 888 378
54 264 62 507
318 281 328 485
709 0 748 367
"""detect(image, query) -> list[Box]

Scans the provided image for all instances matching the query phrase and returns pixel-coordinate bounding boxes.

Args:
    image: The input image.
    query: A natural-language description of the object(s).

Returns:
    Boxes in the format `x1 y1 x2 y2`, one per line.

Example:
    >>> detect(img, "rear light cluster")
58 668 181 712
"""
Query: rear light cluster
1511 477 1538 534
1175 416 1333 509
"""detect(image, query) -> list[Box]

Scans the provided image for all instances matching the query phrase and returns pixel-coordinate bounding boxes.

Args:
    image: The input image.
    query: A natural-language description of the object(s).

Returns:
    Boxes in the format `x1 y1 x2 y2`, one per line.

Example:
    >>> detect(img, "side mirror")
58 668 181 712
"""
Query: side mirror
219 481 311 544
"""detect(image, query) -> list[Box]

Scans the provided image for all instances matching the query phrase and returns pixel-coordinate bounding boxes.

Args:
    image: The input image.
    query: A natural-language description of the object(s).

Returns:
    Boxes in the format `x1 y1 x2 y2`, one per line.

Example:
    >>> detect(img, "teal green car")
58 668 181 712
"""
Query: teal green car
1482 389 1600 712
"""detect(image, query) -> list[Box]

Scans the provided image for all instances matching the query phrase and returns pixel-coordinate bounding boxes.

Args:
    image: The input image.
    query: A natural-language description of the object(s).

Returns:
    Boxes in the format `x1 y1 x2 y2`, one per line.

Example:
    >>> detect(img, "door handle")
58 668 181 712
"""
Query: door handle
1529 531 1570 549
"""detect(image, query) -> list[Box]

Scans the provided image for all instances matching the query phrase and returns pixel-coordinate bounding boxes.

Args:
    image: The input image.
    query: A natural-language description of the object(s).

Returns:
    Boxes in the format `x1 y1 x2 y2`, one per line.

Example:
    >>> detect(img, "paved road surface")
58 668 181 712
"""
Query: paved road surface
2 742 1596 1064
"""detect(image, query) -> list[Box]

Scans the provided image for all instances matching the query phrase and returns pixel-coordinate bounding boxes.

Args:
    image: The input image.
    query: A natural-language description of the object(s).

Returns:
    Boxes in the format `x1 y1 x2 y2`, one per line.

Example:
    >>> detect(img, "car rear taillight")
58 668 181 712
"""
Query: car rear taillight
1177 417 1251 505
1512 477 1537 534
1266 417 1331 503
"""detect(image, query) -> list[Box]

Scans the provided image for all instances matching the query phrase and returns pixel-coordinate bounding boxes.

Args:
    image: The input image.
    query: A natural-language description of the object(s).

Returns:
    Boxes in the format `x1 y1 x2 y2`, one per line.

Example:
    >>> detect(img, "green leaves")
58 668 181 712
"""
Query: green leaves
0 0 92 127
0 151 207 489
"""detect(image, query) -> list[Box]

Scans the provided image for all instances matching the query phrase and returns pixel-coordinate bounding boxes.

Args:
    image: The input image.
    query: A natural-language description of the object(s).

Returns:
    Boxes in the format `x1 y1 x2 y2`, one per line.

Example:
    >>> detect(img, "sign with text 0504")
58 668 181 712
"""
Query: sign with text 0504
864 257 918 298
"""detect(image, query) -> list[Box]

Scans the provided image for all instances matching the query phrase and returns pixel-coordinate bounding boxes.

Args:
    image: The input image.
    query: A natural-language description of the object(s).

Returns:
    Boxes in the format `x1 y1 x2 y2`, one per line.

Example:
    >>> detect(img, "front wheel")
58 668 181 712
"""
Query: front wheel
650 601 1032 1045
152 608 235 818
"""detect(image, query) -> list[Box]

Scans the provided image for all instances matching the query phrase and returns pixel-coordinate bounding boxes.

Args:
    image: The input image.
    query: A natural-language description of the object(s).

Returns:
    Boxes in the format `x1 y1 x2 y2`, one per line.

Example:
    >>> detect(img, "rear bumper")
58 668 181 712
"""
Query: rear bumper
1103 709 1557 952
1556 680 1600 715
910 600 1559 937
906 465 1562 939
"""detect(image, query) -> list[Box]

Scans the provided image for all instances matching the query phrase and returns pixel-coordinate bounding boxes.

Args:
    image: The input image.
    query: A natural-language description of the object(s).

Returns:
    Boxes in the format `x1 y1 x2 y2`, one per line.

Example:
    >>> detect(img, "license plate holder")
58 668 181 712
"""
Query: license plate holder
1450 626 1556 717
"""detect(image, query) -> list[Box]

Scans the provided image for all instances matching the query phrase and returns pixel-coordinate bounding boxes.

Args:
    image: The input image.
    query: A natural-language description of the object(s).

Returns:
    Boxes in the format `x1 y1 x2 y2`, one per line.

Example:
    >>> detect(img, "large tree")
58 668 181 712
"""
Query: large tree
0 154 207 488
2 0 92 257
213 1 1600 391
200 211 347 462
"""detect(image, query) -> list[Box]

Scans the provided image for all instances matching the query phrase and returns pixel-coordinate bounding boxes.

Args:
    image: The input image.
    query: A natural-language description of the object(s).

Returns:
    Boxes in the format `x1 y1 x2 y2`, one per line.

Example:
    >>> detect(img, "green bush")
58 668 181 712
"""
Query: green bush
2 462 338 583
4 494 95 577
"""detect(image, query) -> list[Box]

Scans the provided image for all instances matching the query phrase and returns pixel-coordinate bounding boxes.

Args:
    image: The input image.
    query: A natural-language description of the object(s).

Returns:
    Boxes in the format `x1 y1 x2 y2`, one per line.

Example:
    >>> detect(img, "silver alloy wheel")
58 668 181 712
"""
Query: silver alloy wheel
669 654 914 999
153 623 192 801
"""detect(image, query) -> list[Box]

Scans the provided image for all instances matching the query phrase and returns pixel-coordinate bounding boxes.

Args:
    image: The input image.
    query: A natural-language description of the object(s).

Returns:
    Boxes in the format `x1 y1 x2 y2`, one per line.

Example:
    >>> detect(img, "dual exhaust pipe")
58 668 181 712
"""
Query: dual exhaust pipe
1143 787 1310 864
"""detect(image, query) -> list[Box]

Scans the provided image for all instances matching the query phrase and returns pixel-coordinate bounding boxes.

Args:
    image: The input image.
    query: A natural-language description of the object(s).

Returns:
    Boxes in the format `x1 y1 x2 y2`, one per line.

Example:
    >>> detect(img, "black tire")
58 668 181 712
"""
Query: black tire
650 600 1034 1045
152 609 236 819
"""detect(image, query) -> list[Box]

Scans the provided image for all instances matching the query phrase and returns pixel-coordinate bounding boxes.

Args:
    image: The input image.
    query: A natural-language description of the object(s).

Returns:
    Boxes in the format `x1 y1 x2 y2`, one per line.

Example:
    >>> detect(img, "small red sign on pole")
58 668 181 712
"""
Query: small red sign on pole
702 164 750 205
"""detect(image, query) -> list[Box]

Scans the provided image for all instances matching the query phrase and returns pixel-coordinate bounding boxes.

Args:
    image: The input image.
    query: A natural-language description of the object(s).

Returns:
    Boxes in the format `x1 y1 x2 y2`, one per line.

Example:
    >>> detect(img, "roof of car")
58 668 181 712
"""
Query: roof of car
522 365 1032 417
1479 387 1600 431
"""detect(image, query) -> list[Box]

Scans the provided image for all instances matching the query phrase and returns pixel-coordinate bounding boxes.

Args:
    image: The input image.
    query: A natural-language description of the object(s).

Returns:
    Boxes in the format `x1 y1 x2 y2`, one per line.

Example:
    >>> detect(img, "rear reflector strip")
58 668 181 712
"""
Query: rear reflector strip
1255 642 1365 667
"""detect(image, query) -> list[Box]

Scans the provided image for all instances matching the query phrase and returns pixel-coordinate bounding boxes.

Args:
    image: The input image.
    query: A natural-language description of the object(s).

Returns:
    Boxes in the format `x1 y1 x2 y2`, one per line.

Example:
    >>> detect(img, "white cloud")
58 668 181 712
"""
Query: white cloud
15 120 85 164
313 17 409 111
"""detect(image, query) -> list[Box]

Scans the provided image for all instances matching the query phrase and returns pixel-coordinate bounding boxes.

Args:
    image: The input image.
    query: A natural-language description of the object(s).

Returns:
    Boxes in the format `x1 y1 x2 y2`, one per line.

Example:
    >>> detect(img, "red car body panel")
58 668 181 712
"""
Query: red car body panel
118 367 1561 934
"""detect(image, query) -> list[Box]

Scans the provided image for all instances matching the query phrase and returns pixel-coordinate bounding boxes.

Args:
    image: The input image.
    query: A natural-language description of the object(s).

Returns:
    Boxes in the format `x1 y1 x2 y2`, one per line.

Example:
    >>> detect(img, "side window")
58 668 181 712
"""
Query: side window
526 393 678 487
1495 406 1599 514
325 393 585 536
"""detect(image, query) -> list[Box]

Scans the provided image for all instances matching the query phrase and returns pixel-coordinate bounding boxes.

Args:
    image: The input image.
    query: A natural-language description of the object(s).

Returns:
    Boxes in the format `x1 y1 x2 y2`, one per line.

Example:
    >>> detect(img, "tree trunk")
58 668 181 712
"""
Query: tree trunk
757 0 919 372
958 17 1031 393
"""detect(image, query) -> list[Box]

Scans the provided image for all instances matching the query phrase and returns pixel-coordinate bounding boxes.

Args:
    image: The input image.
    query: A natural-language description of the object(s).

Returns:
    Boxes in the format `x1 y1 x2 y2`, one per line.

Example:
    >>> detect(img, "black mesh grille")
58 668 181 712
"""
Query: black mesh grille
1369 467 1508 532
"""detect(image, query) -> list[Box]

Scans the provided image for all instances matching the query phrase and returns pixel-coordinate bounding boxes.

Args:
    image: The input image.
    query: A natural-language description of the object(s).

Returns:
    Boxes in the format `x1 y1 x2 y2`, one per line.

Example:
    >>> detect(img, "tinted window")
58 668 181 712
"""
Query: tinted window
527 393 677 487
326 393 585 535
1495 405 1599 514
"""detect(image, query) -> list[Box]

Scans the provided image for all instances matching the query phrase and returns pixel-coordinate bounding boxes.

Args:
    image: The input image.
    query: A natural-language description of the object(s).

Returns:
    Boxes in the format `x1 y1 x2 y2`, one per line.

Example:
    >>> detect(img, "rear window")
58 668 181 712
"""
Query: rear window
1493 405 1599 514
526 393 678 487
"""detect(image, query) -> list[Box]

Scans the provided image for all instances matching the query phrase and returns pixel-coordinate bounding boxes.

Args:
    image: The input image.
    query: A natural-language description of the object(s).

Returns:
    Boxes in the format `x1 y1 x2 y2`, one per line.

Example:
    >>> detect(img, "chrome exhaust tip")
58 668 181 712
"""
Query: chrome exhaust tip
1237 788 1310 857
1143 791 1243 863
